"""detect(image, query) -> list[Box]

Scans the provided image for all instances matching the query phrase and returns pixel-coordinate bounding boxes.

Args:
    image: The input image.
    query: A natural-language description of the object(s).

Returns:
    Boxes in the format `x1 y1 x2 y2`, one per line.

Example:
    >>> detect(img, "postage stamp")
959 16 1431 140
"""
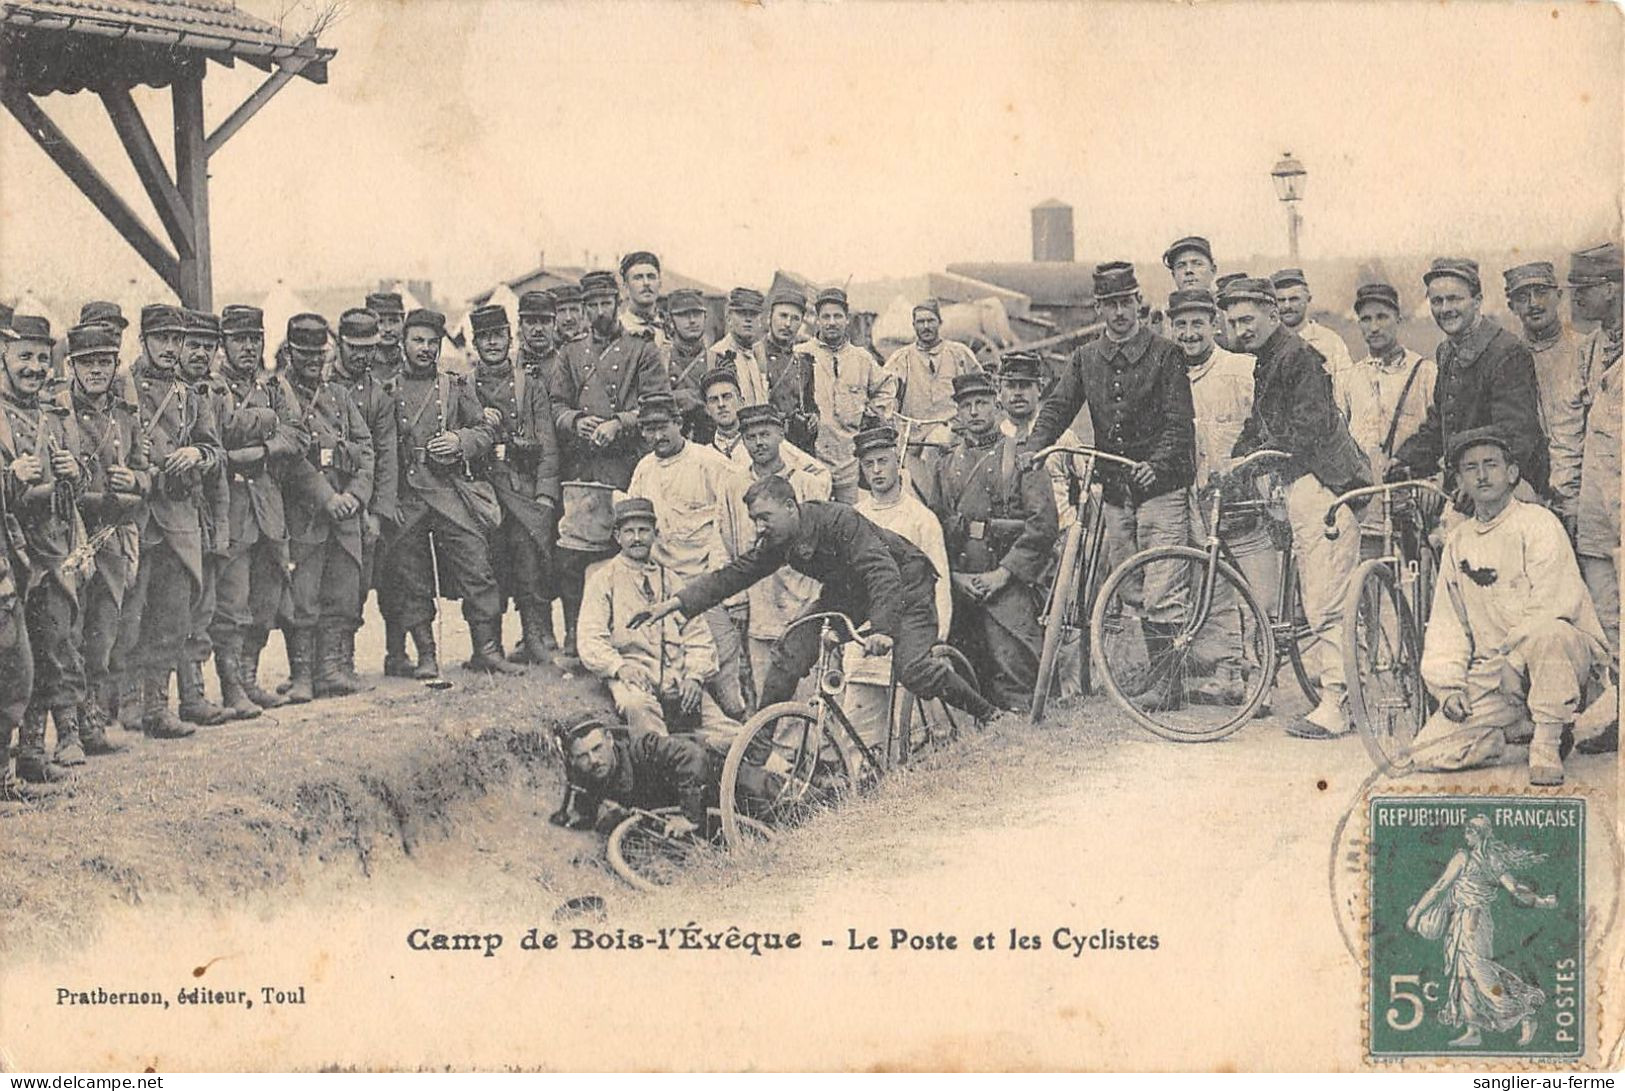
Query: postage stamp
1367 795 1586 1061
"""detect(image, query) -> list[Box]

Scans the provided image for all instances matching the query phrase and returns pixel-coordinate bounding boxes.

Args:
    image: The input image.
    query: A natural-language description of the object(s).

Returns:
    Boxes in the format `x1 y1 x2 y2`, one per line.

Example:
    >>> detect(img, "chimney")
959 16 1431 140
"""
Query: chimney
1031 199 1074 262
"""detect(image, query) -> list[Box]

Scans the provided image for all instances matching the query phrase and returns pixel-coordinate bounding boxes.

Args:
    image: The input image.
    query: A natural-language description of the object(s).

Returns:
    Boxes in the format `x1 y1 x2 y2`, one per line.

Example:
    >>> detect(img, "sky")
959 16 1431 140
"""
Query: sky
0 0 1620 309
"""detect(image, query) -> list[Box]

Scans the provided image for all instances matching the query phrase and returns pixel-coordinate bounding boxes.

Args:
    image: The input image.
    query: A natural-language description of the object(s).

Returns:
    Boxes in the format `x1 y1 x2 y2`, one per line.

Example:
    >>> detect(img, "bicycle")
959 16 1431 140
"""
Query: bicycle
1325 478 1448 775
1088 450 1333 741
892 411 957 498
716 611 982 846
607 805 773 893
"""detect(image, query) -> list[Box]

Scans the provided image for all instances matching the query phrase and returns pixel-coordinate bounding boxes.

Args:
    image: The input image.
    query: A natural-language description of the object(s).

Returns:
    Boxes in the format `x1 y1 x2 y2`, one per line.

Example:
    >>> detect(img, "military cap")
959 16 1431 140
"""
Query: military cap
550 284 583 305
636 391 680 422
912 298 942 317
221 304 264 334
78 300 128 330
612 496 658 527
184 309 221 337
727 287 766 312
951 371 998 401
517 290 555 318
1567 242 1623 286
1216 277 1278 307
1353 283 1401 315
66 322 121 359
701 366 741 395
140 303 189 336
1214 272 1249 294
580 271 618 299
338 308 382 346
1269 268 1308 290
1092 261 1140 301
668 288 707 314
556 713 612 748
1166 288 1217 317
365 292 405 317
404 308 446 336
619 251 660 278
852 425 899 457
814 287 850 312
768 286 808 312
286 312 331 350
1447 424 1516 468
737 403 785 430
0 302 13 331
1502 262 1559 297
1162 235 1214 269
4 314 54 346
1422 257 1482 293
997 351 1044 383
469 304 510 335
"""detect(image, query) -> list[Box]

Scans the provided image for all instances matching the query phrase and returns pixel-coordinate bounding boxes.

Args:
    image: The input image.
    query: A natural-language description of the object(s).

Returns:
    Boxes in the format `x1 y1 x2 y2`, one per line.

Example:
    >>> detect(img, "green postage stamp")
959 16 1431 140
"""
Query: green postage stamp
1368 795 1586 1060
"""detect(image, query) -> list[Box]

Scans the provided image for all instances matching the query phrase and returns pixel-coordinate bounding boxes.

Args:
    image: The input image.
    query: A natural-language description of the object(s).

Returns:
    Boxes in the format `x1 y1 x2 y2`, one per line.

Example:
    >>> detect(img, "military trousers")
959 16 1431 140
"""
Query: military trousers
288 536 363 631
1581 554 1619 665
183 554 220 663
211 533 288 655
1101 489 1192 626
949 580 1044 712
129 540 201 670
79 574 124 692
492 508 556 612
25 577 83 710
391 512 503 630
608 678 733 736
556 545 618 653
1285 474 1360 698
0 593 32 735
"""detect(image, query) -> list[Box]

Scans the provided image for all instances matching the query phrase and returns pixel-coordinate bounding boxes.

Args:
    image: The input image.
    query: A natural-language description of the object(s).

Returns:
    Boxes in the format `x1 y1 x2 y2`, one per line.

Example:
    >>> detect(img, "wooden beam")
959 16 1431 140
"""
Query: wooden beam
99 85 196 258
172 70 212 311
205 52 314 159
0 88 181 294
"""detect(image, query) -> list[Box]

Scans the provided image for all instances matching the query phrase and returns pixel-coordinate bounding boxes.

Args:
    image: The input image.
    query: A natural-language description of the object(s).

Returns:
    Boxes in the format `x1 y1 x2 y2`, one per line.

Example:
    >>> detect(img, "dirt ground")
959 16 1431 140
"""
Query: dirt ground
1 599 1620 1071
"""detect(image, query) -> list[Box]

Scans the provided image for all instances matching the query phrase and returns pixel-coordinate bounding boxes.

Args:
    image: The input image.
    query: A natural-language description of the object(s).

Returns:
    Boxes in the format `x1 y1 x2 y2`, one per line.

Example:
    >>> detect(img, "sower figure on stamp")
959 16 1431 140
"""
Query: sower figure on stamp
468 303 560 667
632 476 999 722
1028 261 1197 712
1414 427 1607 786
61 322 148 760
546 270 670 670
281 314 376 702
923 372 1057 712
389 308 511 676
578 497 732 736
550 714 718 841
1 316 88 778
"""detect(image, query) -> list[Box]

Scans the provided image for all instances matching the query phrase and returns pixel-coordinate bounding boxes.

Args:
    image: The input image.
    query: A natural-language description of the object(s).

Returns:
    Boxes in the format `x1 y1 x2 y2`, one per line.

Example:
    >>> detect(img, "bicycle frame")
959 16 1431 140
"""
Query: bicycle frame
1325 480 1448 623
778 612 888 780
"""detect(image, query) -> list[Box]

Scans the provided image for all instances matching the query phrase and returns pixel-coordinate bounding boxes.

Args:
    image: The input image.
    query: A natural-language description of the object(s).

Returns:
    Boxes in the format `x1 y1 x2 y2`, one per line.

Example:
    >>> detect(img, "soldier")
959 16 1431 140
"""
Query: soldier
1 315 87 778
1270 268 1356 404
0 419 38 798
618 251 669 349
549 715 717 840
802 287 899 502
851 425 950 645
366 291 407 382
551 284 587 346
996 351 1081 531
665 288 714 441
468 303 561 666
389 308 511 676
884 299 982 483
1030 262 1196 711
515 290 559 380
1163 236 1217 293
923 373 1057 712
703 367 748 464
703 288 771 406
281 313 376 701
61 322 147 758
757 286 819 456
547 270 669 668
210 304 307 717
1504 262 1587 532
331 308 401 680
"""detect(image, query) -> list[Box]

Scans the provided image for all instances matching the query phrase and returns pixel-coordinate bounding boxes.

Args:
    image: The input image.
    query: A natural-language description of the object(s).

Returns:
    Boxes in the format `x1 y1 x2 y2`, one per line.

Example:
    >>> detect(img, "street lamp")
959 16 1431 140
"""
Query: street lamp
1271 152 1307 262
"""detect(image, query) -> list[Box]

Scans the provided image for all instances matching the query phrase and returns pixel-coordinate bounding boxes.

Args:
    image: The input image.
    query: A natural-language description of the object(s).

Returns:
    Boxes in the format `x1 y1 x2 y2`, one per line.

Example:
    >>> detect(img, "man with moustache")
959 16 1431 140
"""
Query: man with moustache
801 287 898 503
366 292 408 382
1270 268 1356 405
665 289 715 442
885 299 982 485
551 284 588 347
757 286 819 456
704 288 772 407
618 251 669 349
1504 262 1587 530
997 352 1081 532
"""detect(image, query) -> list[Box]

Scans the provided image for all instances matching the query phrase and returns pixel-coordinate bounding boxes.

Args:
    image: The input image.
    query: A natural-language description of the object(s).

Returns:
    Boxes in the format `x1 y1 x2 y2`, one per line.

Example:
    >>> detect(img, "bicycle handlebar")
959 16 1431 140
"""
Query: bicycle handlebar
1323 479 1452 539
1031 444 1142 470
892 413 956 428
1228 449 1293 476
779 611 866 645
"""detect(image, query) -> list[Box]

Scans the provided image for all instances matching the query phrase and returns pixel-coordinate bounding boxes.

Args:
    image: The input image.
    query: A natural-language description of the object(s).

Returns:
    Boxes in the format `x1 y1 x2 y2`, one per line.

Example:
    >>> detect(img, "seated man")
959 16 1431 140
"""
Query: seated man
1415 427 1608 786
549 715 714 840
577 497 733 735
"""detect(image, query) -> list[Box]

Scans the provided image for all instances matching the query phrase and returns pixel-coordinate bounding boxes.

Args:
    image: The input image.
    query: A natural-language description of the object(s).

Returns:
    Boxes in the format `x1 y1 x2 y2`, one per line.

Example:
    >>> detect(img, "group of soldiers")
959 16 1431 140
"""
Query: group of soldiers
2 237 1620 804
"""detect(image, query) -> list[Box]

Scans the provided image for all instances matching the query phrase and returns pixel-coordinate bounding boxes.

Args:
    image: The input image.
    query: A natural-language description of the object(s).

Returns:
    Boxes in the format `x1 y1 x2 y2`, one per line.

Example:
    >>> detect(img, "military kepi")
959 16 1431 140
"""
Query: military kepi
1568 242 1623 286
469 304 509 334
580 271 618 298
612 496 658 527
140 303 189 336
852 426 898 457
1092 261 1139 300
1162 235 1213 269
404 308 446 336
737 403 784 429
1354 283 1401 314
67 322 120 358
1166 289 1217 316
1448 424 1516 468
221 304 264 334
287 313 330 350
5 314 54 345
1502 262 1559 296
951 371 998 400
366 292 405 316
636 392 679 422
1217 277 1276 307
999 352 1043 382
1422 257 1482 293
517 291 555 318
339 308 382 345
78 301 128 330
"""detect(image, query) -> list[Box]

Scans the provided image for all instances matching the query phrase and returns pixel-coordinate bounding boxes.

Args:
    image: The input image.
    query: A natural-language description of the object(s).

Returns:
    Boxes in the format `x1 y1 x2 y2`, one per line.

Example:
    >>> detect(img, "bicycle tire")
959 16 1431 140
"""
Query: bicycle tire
1031 518 1085 723
1286 578 1322 707
719 701 856 848
895 644 983 756
608 806 774 893
1091 544 1275 742
1343 560 1424 776
1076 510 1109 696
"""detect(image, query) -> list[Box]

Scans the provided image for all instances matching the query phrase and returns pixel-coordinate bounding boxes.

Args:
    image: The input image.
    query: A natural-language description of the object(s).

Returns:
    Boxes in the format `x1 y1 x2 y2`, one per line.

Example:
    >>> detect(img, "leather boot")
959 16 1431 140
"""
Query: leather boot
384 619 416 677
508 605 550 664
283 629 315 704
142 666 195 739
338 628 372 693
276 629 296 694
551 618 582 672
467 619 523 675
16 707 69 782
114 672 143 731
1529 721 1567 786
409 623 442 680
214 646 262 720
239 628 287 709
2 761 56 801
1137 621 1186 712
314 626 366 697
51 705 87 766
176 658 232 726
78 694 124 755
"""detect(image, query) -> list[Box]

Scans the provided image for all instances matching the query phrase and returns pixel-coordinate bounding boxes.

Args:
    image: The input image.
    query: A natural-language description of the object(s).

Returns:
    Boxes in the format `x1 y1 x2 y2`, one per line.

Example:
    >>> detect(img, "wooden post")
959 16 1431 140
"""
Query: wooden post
172 63 212 311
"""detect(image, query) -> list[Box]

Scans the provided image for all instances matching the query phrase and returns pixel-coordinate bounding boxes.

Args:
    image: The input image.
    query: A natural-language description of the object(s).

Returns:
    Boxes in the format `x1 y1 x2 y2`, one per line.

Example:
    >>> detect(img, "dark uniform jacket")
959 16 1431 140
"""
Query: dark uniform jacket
676 500 933 639
284 375 375 566
1394 316 1549 493
393 368 495 536
664 339 713 442
0 389 85 594
125 356 224 587
1031 325 1195 504
190 377 234 558
473 357 562 546
1233 324 1372 494
548 324 669 488
758 337 820 454
924 430 1058 584
215 369 308 551
63 388 150 604
331 365 400 528
560 724 716 829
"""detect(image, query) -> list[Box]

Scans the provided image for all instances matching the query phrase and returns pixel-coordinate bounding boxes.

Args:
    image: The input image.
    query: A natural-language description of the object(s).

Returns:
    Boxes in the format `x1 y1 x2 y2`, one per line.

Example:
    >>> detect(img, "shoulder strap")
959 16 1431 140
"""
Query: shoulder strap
1379 357 1427 457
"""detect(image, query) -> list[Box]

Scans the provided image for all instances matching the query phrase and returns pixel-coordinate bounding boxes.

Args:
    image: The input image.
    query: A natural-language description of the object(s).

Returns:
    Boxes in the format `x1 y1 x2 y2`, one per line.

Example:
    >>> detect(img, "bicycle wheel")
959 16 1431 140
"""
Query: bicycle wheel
608 806 774 893
1285 577 1322 706
719 701 856 847
894 645 983 758
1091 545 1274 742
1032 518 1085 723
1343 560 1424 775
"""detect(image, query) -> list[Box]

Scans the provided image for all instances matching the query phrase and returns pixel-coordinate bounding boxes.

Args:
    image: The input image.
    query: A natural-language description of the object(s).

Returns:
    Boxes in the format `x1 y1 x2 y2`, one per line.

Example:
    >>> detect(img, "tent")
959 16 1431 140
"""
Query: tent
260 281 311 354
